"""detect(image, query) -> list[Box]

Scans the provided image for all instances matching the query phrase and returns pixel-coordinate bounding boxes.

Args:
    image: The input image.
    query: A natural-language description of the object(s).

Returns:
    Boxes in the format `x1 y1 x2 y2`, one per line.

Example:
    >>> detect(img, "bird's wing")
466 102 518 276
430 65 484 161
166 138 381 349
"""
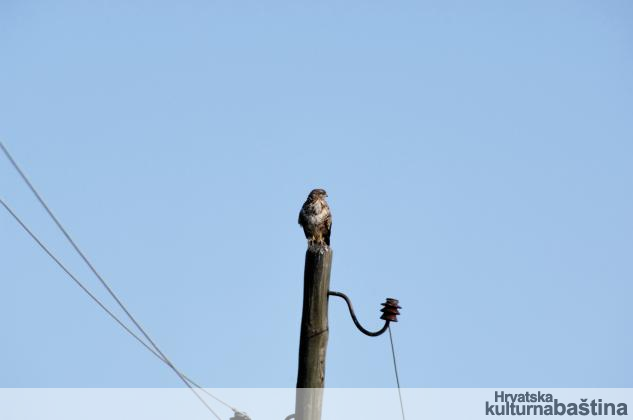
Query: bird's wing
323 212 332 246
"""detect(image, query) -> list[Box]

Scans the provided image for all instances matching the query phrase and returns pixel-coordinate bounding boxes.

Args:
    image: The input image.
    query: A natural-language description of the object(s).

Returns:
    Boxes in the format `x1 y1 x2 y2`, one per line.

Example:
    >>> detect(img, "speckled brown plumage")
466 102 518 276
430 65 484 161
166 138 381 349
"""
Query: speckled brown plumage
298 188 332 247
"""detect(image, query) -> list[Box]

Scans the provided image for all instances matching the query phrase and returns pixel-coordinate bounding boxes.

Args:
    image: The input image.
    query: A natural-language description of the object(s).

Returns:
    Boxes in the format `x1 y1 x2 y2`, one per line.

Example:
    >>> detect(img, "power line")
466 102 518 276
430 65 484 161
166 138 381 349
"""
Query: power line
1 142 240 418
388 325 406 420
0 197 225 420
0 142 175 367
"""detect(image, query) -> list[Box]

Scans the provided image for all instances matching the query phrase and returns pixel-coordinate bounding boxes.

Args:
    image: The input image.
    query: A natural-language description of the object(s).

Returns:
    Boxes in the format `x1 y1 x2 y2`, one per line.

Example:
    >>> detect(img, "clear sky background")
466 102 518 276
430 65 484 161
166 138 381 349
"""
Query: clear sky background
1 1 632 389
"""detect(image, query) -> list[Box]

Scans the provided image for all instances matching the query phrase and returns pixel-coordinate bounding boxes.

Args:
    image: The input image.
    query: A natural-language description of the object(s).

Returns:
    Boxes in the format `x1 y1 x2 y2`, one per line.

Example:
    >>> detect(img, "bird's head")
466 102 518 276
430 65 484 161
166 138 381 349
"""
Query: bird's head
308 188 328 201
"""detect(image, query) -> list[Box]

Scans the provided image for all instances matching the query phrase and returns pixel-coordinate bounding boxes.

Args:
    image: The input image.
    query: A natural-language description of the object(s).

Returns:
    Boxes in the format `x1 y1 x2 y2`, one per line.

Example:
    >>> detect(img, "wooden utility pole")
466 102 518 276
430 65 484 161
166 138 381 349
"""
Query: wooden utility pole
294 245 333 420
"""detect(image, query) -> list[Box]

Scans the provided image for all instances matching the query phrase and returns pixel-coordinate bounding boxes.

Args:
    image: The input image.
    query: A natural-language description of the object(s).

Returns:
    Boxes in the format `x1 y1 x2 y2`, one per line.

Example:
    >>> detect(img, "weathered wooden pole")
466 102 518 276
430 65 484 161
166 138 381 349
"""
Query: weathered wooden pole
294 245 333 420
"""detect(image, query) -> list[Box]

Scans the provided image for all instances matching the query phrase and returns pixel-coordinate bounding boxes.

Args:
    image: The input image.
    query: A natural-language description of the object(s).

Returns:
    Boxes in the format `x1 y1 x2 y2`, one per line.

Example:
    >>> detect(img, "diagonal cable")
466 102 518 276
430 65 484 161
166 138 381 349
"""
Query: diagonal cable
1 142 241 417
0 142 178 368
388 325 406 420
0 197 224 419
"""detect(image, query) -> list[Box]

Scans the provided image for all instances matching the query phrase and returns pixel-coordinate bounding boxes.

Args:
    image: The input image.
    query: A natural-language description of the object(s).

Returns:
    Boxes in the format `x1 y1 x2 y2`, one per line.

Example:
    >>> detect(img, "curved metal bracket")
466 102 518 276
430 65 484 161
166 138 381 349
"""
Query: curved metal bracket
328 291 390 337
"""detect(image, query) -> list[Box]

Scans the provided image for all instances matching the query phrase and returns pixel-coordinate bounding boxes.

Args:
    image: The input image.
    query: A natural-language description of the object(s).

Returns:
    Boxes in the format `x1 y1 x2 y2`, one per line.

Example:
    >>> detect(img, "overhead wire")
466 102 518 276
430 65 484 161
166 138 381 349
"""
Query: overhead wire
0 197 225 420
388 325 406 420
0 142 240 418
0 142 179 365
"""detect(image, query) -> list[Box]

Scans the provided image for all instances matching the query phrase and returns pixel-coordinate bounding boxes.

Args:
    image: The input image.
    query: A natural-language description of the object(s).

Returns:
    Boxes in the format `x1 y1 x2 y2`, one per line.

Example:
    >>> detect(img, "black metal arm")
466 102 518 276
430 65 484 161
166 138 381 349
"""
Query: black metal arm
328 291 400 337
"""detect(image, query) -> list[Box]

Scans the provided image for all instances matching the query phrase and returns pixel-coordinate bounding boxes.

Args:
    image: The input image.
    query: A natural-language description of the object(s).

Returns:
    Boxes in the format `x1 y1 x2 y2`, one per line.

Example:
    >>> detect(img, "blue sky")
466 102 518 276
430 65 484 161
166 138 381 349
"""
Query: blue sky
1 0 632 389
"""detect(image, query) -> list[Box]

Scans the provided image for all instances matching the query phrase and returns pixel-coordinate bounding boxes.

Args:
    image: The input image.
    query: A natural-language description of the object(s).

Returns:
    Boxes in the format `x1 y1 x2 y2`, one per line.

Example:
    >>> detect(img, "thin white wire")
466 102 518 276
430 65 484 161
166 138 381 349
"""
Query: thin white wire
0 141 242 418
389 325 406 420
0 197 225 420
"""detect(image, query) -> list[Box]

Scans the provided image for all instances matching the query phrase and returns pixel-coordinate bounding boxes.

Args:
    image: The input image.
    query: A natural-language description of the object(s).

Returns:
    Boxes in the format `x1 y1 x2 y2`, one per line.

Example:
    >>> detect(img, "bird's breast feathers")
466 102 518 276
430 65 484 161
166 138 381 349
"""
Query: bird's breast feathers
301 200 330 227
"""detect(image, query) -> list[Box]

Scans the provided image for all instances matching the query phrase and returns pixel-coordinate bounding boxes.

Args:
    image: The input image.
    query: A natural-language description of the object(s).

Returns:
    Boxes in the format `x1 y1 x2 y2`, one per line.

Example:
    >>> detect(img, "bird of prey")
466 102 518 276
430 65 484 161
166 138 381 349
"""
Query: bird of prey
298 188 332 247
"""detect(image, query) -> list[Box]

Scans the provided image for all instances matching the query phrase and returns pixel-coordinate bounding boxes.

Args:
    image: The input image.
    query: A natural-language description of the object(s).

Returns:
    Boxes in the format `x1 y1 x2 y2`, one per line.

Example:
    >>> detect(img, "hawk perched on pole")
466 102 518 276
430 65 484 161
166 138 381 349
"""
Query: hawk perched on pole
298 188 332 247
